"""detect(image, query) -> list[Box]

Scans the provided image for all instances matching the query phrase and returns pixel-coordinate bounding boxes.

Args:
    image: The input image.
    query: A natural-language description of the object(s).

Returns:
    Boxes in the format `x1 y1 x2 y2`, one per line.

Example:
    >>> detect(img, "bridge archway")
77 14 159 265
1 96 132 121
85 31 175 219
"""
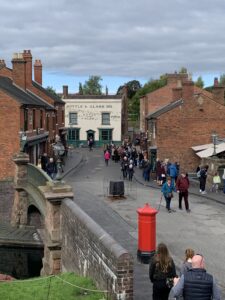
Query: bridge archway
13 152 74 275
27 205 44 228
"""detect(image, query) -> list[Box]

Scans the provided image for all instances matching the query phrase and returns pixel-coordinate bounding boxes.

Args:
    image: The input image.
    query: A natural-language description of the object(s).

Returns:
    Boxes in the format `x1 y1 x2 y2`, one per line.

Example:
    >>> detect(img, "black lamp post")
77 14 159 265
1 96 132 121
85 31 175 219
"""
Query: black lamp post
52 137 65 180
211 132 218 156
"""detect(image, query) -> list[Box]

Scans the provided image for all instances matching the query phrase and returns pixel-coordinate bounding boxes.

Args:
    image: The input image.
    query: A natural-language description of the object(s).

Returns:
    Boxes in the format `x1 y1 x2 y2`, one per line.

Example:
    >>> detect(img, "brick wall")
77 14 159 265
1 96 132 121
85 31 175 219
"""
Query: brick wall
0 91 20 180
156 89 225 172
61 200 133 300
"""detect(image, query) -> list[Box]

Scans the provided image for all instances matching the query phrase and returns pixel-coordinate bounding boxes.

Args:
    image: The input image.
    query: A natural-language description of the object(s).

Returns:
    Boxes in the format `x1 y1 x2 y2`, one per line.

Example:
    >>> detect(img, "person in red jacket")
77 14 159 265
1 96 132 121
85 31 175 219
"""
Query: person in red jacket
176 172 190 212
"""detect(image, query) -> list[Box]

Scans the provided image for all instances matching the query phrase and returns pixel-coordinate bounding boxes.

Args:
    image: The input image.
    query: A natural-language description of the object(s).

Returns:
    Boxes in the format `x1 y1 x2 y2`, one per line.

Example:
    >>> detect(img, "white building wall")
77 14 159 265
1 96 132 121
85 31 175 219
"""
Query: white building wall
64 98 122 142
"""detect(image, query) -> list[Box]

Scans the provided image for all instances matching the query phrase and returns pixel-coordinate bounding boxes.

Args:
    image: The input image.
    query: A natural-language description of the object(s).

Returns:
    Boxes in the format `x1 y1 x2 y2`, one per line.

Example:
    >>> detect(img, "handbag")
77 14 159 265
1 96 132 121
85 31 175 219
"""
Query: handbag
167 192 173 198
166 277 174 289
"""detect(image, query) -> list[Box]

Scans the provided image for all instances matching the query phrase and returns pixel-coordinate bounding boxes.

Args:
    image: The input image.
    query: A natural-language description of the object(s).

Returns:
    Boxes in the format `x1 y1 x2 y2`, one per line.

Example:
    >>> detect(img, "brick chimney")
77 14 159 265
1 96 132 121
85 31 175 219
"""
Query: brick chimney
166 73 188 85
12 53 26 90
34 59 42 85
172 87 182 101
0 59 6 68
63 85 68 98
23 50 32 87
182 80 194 102
212 77 225 105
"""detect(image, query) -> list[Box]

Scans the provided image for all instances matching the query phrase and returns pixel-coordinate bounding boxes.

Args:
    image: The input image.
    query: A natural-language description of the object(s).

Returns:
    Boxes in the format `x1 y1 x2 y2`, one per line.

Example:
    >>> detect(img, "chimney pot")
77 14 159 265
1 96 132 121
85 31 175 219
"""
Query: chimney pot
214 77 219 86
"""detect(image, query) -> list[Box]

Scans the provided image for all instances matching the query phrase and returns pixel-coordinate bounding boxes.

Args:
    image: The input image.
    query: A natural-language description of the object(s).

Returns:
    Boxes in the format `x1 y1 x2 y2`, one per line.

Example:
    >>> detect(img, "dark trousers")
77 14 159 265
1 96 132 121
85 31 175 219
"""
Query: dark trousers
200 177 206 191
164 196 171 210
105 159 109 166
179 191 189 210
152 280 171 300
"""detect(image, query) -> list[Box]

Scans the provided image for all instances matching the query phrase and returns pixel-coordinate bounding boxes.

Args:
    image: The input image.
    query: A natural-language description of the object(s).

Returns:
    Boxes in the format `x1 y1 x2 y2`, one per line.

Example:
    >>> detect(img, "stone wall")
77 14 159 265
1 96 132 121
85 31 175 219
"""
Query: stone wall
61 200 133 300
0 180 15 223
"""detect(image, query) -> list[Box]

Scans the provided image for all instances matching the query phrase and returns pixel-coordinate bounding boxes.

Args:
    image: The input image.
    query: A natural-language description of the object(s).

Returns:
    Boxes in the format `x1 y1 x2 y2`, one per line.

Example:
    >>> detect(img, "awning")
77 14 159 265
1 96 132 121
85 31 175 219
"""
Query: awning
26 133 49 146
192 143 225 158
191 143 213 152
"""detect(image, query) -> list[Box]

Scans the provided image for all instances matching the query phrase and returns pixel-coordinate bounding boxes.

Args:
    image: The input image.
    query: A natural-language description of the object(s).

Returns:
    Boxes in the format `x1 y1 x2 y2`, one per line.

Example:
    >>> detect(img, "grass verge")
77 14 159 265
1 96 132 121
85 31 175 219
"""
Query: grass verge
0 272 108 300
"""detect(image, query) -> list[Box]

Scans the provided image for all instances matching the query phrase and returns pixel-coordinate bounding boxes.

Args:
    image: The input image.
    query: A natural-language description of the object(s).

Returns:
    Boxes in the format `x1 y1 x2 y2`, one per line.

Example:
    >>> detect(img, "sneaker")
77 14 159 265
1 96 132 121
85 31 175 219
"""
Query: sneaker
186 209 191 213
199 189 202 193
168 209 172 213
201 191 207 195
179 207 183 210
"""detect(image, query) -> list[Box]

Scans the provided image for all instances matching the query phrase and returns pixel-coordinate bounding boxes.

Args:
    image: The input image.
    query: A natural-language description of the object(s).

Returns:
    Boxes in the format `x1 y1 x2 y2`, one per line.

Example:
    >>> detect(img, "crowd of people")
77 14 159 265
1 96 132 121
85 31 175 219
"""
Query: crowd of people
39 152 65 179
149 243 221 300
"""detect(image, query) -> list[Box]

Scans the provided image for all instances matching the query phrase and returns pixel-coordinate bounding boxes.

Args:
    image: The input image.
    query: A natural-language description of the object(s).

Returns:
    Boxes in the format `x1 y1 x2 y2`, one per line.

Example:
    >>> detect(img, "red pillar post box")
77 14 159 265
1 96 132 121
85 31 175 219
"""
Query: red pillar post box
137 203 158 264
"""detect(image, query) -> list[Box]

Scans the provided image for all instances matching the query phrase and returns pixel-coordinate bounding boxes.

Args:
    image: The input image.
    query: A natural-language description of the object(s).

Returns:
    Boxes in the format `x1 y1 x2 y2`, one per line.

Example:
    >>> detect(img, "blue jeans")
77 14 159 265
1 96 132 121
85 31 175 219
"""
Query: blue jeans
164 196 171 210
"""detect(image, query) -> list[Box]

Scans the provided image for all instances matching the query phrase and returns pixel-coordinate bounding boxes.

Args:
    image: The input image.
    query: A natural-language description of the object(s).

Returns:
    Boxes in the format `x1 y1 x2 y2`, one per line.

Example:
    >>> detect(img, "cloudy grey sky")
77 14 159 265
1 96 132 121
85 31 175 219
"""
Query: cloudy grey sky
1 0 225 92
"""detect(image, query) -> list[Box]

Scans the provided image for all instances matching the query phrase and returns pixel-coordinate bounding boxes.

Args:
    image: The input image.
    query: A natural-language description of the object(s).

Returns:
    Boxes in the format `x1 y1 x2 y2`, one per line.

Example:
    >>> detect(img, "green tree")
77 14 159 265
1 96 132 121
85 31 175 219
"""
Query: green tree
82 76 102 95
129 76 167 120
179 67 188 74
117 80 142 98
79 82 83 95
46 86 58 96
195 76 204 88
219 74 225 85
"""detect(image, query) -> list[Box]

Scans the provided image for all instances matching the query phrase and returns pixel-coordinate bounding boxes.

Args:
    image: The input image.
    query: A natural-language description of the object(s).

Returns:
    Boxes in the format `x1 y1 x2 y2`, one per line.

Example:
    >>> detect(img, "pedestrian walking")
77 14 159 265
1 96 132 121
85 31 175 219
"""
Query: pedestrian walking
46 157 57 179
104 150 110 166
211 172 221 193
176 172 190 212
149 243 176 300
222 169 225 194
128 161 134 181
161 177 176 213
172 254 221 299
41 153 48 172
199 165 208 194
88 137 93 151
121 156 129 179
167 162 178 185
180 248 195 276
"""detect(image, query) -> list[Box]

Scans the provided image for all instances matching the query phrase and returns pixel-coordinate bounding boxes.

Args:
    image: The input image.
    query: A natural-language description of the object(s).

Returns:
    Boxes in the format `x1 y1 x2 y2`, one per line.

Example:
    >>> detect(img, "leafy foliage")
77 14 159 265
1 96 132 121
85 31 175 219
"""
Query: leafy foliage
82 76 103 95
219 74 225 85
194 76 204 88
79 82 83 95
179 67 188 74
117 80 142 98
128 76 167 120
46 86 58 96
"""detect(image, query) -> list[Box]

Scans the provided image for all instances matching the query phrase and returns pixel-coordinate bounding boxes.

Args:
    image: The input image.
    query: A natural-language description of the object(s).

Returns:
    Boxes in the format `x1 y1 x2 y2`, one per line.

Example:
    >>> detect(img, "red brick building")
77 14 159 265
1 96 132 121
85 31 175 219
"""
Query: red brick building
140 73 225 172
0 50 65 181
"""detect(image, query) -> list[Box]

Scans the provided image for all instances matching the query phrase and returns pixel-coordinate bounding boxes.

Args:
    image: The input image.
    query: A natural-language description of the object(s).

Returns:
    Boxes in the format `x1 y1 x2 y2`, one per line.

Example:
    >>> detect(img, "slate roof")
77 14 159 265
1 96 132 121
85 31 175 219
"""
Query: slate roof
146 99 183 119
0 76 54 109
32 81 64 104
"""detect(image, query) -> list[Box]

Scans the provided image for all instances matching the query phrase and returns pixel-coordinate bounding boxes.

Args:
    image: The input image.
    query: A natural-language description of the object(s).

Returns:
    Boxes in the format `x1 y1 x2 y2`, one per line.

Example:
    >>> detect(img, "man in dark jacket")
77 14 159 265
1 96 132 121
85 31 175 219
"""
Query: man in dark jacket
172 254 220 299
176 172 190 212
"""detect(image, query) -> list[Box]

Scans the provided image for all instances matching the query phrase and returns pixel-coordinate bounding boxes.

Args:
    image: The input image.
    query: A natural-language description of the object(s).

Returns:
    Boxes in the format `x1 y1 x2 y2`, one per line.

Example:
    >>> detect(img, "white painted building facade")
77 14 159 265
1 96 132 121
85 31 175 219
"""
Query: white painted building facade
64 96 122 147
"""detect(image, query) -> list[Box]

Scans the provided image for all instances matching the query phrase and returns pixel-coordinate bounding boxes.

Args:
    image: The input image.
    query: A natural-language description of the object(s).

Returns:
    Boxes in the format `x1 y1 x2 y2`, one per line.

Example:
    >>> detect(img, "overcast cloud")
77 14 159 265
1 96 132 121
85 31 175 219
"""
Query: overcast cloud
1 0 225 80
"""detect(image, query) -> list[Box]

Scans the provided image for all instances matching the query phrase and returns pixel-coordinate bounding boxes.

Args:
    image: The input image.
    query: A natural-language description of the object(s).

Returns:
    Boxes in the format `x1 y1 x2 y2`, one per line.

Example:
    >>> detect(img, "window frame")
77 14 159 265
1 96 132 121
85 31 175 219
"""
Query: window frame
69 112 78 125
101 112 110 125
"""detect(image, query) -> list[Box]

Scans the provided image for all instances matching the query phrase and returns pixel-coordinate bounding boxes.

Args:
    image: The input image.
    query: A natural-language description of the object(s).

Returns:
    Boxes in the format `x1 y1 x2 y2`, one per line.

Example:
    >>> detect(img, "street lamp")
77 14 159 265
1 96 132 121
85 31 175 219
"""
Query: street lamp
211 132 218 156
52 138 65 180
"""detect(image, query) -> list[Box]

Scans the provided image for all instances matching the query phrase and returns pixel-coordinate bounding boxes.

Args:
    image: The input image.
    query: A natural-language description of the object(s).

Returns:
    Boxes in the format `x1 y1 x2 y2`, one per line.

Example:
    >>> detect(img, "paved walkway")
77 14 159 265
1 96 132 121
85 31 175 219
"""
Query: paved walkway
63 149 225 299
64 147 225 211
